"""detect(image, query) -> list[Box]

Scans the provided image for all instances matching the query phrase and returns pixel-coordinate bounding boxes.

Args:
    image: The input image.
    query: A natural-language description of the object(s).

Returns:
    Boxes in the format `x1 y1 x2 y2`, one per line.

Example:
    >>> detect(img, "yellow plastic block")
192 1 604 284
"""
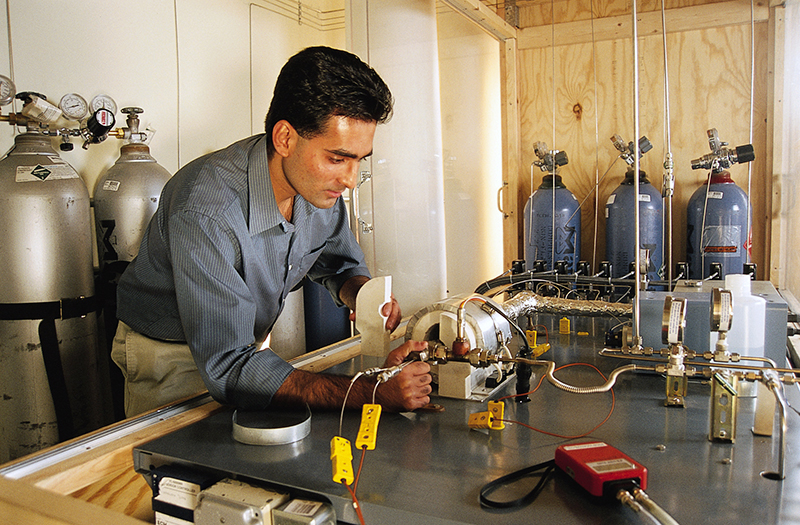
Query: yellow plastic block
532 343 551 358
526 329 537 347
488 401 505 430
468 411 493 429
355 404 382 450
559 317 570 334
330 436 354 485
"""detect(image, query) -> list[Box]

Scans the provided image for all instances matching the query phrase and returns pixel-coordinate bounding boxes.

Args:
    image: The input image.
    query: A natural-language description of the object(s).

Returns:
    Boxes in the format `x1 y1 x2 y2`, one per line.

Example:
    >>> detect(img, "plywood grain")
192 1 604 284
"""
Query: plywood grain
516 15 769 275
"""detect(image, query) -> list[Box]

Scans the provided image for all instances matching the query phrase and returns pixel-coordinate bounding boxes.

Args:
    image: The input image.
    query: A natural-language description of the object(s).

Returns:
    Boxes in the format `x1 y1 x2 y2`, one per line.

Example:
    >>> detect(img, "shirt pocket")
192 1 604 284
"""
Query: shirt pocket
285 242 326 293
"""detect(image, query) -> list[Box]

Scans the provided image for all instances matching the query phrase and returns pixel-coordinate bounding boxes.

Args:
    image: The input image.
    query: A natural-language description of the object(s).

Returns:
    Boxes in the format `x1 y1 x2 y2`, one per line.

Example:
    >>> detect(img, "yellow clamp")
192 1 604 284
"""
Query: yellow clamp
330 436 354 485
468 401 505 431
355 404 382 450
531 343 550 358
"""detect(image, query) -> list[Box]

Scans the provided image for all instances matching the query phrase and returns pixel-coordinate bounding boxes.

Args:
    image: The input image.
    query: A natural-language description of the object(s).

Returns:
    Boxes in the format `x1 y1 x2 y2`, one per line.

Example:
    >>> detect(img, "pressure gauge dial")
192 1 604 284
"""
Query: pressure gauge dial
90 93 117 115
0 75 16 106
59 93 88 121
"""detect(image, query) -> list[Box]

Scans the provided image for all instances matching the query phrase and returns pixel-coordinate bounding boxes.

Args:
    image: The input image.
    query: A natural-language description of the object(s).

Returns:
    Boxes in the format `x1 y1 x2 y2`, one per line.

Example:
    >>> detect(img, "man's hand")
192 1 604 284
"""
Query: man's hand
341 275 402 332
375 340 432 412
380 293 401 332
271 338 432 413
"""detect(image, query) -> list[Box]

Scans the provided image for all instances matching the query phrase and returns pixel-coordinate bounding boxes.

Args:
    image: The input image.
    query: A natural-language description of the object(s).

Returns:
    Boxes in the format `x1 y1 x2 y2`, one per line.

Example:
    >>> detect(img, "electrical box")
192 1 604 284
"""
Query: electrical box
555 441 647 499
194 478 289 525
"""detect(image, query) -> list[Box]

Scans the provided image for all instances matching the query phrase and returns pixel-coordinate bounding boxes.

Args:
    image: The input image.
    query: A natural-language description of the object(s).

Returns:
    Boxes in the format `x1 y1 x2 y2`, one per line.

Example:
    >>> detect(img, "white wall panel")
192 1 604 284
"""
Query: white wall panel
437 5 504 295
2 0 179 190
347 0 448 313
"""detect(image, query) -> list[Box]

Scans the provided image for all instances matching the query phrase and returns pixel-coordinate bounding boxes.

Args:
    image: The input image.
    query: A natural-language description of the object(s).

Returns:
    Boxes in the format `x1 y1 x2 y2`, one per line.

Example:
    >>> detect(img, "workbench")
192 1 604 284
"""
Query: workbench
3 314 800 524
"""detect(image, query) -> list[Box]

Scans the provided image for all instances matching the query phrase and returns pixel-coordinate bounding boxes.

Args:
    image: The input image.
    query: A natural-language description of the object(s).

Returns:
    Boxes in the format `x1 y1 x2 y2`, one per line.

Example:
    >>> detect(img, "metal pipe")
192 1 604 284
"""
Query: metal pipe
660 0 674 291
631 0 642 346
763 370 788 480
632 488 681 525
599 348 800 375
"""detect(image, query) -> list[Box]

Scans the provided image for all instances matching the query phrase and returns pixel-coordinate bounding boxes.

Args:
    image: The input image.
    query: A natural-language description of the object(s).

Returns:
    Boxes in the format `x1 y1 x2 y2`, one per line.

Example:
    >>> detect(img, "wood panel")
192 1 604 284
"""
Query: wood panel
518 0 769 49
0 475 147 525
516 14 769 276
515 0 746 28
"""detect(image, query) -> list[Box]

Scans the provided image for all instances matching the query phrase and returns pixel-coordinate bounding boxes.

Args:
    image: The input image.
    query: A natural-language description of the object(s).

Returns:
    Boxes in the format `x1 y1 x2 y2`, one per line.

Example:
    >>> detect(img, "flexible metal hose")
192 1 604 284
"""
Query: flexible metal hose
509 359 646 395
501 290 633 320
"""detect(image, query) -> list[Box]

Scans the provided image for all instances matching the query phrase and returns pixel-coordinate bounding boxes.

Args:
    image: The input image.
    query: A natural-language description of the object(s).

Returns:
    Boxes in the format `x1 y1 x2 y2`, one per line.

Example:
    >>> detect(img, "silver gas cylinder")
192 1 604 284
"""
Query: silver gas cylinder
94 125 171 269
0 132 108 462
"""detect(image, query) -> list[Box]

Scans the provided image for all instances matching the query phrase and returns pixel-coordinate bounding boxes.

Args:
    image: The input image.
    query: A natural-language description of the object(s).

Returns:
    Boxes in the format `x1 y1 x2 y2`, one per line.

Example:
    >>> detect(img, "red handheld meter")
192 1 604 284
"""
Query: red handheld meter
555 441 647 499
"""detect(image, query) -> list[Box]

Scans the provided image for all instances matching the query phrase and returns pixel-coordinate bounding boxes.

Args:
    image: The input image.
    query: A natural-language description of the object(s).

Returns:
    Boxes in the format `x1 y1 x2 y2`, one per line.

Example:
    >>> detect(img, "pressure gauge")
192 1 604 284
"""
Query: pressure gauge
59 93 88 121
90 93 117 115
0 75 15 106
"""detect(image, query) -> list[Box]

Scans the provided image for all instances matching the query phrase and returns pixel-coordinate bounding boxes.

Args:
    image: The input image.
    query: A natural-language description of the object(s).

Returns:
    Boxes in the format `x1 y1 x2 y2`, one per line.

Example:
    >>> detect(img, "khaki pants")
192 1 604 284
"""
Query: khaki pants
111 322 207 418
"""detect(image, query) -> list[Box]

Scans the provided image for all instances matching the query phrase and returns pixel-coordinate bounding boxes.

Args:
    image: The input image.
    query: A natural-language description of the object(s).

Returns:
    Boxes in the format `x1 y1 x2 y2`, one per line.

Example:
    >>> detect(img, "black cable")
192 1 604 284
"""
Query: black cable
481 300 531 355
479 459 556 509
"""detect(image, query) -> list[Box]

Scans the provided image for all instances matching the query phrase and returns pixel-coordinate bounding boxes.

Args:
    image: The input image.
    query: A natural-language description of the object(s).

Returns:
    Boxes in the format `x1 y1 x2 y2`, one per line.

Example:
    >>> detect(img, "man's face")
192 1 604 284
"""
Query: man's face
282 115 377 209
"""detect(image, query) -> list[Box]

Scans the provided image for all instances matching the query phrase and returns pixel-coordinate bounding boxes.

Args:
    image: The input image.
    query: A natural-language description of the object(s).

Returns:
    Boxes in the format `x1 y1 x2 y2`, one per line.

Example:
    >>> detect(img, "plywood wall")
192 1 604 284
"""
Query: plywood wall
508 0 771 278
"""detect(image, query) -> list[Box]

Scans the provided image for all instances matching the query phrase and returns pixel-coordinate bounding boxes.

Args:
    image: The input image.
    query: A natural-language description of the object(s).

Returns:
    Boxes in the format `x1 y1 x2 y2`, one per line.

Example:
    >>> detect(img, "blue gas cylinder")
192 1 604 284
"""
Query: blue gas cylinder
605 169 663 280
523 174 581 272
686 170 750 279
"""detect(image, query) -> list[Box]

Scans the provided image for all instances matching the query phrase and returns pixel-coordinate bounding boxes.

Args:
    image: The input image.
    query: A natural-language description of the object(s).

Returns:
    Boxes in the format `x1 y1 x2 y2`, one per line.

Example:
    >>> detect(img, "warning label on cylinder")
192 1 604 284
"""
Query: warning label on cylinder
16 164 79 182
702 225 741 256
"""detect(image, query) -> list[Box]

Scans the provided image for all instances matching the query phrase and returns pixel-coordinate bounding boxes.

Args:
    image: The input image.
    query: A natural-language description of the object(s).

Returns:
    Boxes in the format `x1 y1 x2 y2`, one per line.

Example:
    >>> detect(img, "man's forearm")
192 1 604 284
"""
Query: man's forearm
271 368 381 411
338 275 369 311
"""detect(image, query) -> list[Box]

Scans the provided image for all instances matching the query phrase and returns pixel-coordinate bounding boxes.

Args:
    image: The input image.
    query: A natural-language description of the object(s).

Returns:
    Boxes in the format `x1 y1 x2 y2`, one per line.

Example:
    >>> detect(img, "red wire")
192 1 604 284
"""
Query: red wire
497 368 546 401
344 482 366 525
354 446 367 493
534 324 549 343
498 362 616 439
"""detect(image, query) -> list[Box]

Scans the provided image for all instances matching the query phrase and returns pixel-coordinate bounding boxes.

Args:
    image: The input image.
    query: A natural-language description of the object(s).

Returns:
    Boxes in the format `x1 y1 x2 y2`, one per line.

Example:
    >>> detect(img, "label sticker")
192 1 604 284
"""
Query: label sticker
718 292 732 331
563 442 607 451
16 164 79 182
102 180 121 191
155 512 192 525
707 191 724 199
587 458 637 474
638 194 651 202
283 499 324 516
155 477 201 509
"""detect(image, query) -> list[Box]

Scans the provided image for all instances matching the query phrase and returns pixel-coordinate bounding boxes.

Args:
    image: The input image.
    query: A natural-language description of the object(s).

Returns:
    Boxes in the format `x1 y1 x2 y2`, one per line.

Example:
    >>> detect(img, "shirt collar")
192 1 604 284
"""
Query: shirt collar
247 135 317 235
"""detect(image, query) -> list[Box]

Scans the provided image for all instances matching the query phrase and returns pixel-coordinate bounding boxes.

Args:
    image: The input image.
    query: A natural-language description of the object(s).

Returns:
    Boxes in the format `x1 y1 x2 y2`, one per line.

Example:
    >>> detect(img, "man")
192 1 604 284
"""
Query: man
113 46 431 417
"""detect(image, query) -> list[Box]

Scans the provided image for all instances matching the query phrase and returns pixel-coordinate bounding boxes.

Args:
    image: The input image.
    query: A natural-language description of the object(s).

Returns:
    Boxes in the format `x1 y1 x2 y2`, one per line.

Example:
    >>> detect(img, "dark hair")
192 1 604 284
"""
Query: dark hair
264 46 393 156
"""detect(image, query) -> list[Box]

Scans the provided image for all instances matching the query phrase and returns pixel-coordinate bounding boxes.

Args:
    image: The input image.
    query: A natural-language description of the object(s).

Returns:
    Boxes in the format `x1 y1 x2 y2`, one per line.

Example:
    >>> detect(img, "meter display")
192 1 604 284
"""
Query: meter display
0 75 15 106
59 93 89 120
90 94 117 115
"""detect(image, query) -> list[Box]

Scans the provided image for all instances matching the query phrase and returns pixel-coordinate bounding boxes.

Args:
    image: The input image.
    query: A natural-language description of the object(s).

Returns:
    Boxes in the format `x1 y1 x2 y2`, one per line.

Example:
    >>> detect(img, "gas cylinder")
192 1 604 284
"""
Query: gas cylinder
0 132 108 462
94 108 171 270
605 169 663 280
686 171 750 279
523 174 581 272
94 143 171 269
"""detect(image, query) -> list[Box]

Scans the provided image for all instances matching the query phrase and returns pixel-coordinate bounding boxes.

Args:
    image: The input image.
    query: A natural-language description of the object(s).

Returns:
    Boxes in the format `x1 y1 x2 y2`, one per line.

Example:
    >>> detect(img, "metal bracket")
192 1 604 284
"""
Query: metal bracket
352 170 373 234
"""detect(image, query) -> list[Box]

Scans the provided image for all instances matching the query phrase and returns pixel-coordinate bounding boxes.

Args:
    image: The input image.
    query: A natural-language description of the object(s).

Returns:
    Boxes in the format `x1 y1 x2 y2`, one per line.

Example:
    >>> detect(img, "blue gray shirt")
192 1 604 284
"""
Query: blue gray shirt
117 134 370 408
